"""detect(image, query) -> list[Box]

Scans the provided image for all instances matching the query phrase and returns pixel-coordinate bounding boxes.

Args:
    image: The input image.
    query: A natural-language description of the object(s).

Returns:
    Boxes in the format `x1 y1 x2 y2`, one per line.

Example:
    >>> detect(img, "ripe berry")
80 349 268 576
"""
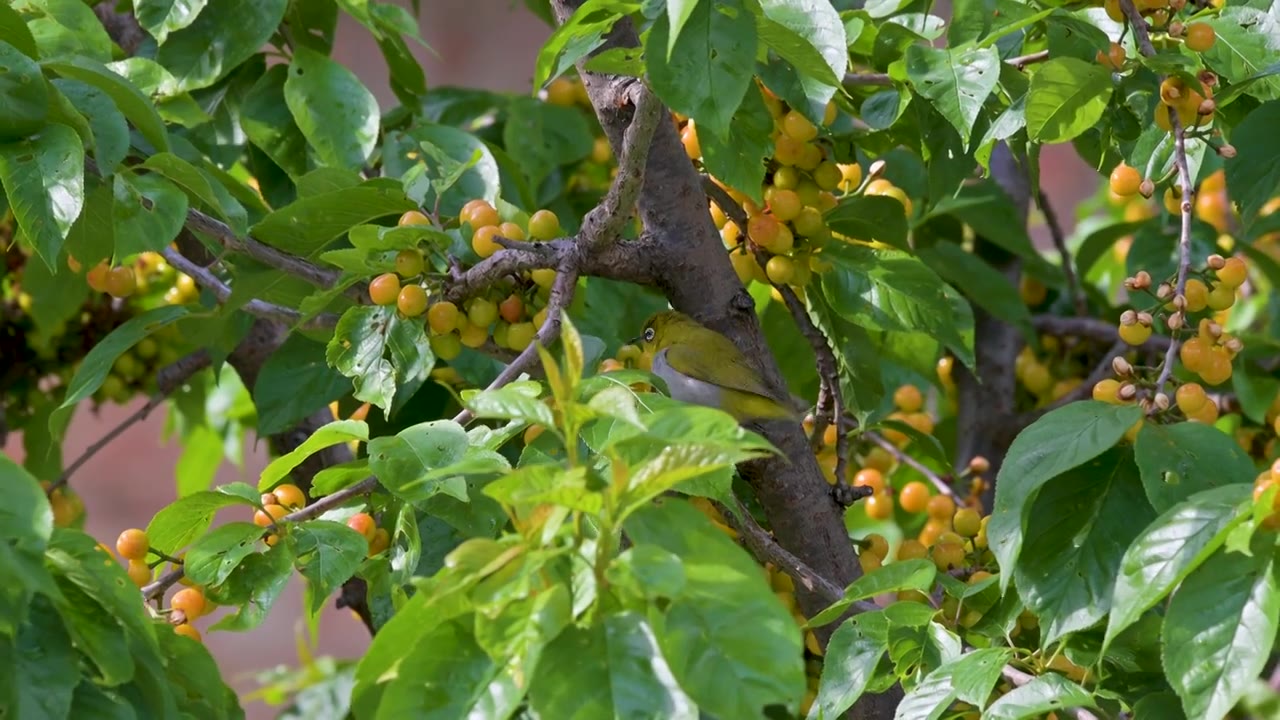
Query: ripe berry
953 509 982 538
347 512 378 543
893 384 924 413
86 262 110 291
864 533 889 560
171 587 207 620
932 542 966 571
461 200 499 229
1206 283 1236 311
859 551 882 574
1185 23 1215 52
765 256 795 285
424 301 457 335
507 322 537 350
429 332 463 360
394 249 424 278
1216 257 1247 288
1097 42 1126 71
1199 347 1233 385
369 273 401 306
812 162 843 192
468 298 499 327
838 163 862 191
116 528 150 561
768 189 803 222
369 528 391 556
273 484 306 510
926 494 956 521
472 225 503 259
127 559 151 588
681 123 701 159
749 215 794 254
781 110 818 142
105 266 137 298
528 209 560 240
897 539 928 561
1109 164 1142 197
853 468 884 493
460 323 489 348
397 285 428 317
1183 278 1209 312
864 491 893 520
864 179 913 216
254 504 289 528
1118 321 1152 346
499 294 525 323
1175 382 1209 414
173 623 202 642
398 210 431 227
899 481 931 513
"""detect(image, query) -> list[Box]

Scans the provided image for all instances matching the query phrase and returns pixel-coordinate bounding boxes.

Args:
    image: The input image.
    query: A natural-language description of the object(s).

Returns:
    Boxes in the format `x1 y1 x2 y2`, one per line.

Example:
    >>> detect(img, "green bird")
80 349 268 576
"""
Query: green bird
635 310 804 422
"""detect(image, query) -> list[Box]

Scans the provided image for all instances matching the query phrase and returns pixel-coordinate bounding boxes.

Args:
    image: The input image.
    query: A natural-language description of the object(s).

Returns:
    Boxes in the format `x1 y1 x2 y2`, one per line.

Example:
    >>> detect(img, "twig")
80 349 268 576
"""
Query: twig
1118 0 1191 400
999 664 1100 720
160 246 340 330
1030 341 1128 419
141 476 381 600
452 268 580 425
866 431 956 498
1008 49 1050 69
1032 315 1171 352
713 498 874 611
842 72 893 87
48 350 212 495
1036 191 1086 316
578 82 662 246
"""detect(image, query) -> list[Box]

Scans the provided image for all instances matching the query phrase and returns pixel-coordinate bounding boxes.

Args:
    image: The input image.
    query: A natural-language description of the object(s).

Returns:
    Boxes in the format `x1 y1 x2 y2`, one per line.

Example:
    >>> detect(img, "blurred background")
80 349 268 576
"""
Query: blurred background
3 2 1095 718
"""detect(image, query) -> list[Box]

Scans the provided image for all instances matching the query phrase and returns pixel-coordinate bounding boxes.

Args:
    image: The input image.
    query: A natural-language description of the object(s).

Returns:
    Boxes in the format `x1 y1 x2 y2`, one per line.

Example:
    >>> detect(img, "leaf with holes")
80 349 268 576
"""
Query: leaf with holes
904 45 1000 144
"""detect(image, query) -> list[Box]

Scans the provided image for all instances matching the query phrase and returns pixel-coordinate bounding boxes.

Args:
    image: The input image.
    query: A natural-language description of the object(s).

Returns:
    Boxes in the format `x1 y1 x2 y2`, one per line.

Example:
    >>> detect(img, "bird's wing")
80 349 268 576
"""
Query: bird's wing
665 343 780 400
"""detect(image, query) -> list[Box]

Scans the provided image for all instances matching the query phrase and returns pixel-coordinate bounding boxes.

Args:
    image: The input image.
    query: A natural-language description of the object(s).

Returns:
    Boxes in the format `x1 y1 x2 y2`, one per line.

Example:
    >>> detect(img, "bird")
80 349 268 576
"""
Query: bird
633 310 804 422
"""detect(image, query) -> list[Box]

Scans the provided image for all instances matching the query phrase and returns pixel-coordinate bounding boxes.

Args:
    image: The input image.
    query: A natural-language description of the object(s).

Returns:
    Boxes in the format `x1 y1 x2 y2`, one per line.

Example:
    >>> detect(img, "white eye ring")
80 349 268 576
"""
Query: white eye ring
644 328 655 342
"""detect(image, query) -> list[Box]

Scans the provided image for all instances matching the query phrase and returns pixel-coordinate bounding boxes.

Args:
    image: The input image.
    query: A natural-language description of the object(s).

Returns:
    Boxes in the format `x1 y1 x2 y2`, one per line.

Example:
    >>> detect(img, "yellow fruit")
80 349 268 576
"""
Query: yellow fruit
1118 321 1152 346
900 481 931 513
893 384 924 412
1109 164 1141 196
116 528 150 561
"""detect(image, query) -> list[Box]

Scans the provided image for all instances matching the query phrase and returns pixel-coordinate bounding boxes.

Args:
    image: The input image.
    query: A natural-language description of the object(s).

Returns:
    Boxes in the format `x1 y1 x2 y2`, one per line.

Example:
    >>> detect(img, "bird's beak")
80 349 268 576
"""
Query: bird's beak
627 334 643 346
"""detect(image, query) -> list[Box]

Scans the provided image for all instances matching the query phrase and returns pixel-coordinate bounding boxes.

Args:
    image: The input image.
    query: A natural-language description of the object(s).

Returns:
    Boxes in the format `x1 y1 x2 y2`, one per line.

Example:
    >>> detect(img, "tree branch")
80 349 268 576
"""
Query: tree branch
48 350 212 496
1036 191 1086 316
578 82 663 247
865 431 956 498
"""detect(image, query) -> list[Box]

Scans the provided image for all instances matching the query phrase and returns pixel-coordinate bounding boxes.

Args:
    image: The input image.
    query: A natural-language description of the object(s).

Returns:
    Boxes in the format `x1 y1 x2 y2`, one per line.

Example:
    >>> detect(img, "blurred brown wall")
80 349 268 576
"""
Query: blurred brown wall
3 4 1094 719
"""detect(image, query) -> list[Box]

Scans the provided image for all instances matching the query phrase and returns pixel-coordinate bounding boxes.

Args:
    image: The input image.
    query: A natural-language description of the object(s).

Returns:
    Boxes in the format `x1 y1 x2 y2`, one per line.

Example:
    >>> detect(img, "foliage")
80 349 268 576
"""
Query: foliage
3 0 1280 718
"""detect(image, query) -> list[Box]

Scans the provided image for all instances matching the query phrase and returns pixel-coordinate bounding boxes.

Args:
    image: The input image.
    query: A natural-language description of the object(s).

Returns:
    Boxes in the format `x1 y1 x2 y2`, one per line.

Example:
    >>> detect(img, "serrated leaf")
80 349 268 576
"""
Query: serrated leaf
904 45 1000 144
982 673 1095 720
145 486 258 555
43 56 170 154
826 195 911 249
1203 9 1280 103
183 521 264 587
988 401 1143 592
1026 57 1113 143
325 304 433 413
112 172 188 256
135 0 208 44
368 420 472 504
1225 100 1280 229
1106 483 1252 646
289 520 370 617
699 83 772 206
807 611 890 719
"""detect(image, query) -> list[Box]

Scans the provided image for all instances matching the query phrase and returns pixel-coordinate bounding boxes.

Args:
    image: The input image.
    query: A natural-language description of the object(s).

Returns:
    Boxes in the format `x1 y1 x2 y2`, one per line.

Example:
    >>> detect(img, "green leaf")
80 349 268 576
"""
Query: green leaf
0 42 48 141
54 305 189 420
645 0 757 139
485 465 601 514
532 0 636 92
757 0 847 91
808 559 937 627
19 242 88 338
1163 533 1280 720
0 455 54 612
928 181 1052 275
53 78 129 174
369 420 472 504
988 401 1143 592
175 424 224 497
112 172 188 256
154 0 288 92
372 617 518 719
1026 57 1114 143
382 124 500 219
22 0 113 62
700 83 773 205
502 95 592 191
181 521 264 588
12 597 78 720
259 420 369 490
819 242 974 368
466 384 556 427
1203 9 1280 103
49 578 134 685
983 673 1096 720
625 499 805 718
289 520 370 617
254 334 352 435
904 45 999 144
43 57 170 154
1225 100 1280 229
0 123 84 269
918 241 1035 340
135 0 208 44
0 4 37 59
1013 447 1154 644
141 152 247 237
825 196 911 249
1133 421 1257 512
252 183 415 256
242 64 308 178
666 0 700 56
324 304 433 413
284 47 380 170
529 614 697 719
896 647 1012 719
145 485 257 555
311 459 372 497
1106 484 1252 646
807 611 889 719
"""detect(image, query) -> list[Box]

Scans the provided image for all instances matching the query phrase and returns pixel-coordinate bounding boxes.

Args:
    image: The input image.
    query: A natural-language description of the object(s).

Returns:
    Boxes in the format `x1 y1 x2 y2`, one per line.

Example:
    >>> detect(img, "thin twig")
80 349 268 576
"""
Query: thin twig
1036 191 1086 316
578 82 663 246
160 246 340 330
1008 49 1050 69
452 268 580 425
141 476 380 600
842 72 893 87
48 350 212 495
1118 0 1191 400
1032 315 1172 352
866 431 955 497
1027 341 1128 421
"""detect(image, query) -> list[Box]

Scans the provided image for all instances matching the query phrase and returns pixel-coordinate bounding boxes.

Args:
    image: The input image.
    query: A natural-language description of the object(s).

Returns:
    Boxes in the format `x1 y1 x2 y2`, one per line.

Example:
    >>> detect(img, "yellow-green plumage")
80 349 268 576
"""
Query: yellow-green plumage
637 311 801 421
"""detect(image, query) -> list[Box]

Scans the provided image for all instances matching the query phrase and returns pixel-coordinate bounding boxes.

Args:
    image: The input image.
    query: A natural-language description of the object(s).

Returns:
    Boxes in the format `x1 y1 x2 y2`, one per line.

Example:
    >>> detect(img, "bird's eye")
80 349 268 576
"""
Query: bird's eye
644 328 655 342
